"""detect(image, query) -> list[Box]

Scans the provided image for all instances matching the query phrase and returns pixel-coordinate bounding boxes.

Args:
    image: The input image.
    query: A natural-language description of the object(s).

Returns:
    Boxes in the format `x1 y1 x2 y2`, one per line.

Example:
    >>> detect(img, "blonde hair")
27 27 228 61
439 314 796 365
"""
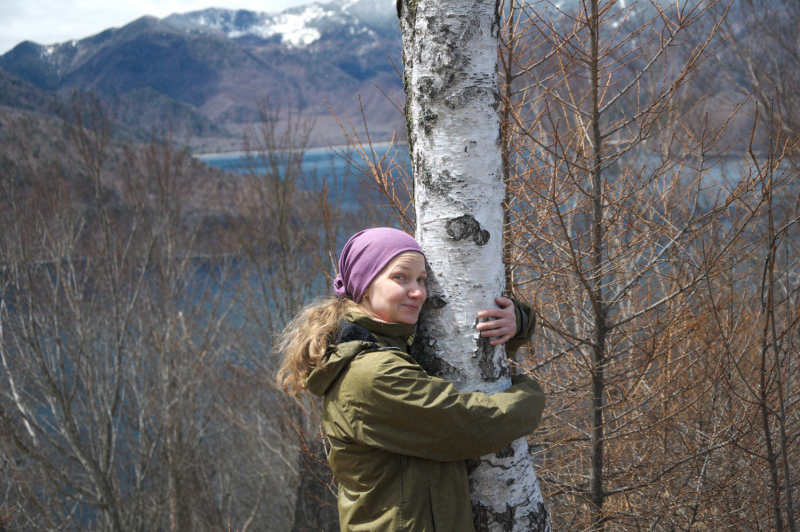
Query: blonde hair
276 297 361 396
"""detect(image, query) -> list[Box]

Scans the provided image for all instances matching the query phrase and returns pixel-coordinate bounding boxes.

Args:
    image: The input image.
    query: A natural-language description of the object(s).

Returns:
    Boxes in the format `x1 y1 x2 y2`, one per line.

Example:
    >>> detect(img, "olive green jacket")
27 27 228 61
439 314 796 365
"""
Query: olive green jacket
305 302 545 532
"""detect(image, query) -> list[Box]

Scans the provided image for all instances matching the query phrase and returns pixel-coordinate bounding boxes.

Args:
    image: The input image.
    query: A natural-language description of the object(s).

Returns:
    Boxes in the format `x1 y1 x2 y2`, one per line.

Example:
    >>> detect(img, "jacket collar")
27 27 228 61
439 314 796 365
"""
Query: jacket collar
345 312 416 341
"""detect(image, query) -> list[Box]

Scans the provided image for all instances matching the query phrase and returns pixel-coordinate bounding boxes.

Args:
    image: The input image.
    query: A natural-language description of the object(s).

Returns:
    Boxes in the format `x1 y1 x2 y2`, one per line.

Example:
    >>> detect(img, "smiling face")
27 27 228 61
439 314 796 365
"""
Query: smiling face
360 252 427 324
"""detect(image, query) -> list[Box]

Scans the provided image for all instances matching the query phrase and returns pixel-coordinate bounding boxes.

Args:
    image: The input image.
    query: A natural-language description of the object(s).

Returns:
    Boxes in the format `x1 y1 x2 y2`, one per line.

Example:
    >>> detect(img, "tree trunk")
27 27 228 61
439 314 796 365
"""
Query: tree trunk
588 0 607 529
398 0 550 529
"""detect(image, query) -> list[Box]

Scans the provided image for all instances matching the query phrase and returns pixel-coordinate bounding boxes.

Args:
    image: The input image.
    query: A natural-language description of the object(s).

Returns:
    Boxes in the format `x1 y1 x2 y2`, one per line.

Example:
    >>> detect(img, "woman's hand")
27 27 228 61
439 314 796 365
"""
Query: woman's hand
476 297 517 346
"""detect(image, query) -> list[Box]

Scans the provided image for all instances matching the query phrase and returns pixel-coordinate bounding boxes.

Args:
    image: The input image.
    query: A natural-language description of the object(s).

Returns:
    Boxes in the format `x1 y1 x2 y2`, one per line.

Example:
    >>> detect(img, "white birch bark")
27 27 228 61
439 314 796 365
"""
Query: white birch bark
398 0 550 529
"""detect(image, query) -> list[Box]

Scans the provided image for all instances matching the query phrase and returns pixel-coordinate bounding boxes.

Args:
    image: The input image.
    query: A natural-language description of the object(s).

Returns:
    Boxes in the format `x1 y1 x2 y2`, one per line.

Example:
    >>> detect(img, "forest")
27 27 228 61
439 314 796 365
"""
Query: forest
0 0 798 530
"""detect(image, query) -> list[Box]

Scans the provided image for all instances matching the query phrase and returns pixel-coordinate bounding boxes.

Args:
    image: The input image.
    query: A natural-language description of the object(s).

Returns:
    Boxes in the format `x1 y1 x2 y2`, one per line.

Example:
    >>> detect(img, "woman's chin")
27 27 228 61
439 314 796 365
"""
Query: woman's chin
397 312 420 325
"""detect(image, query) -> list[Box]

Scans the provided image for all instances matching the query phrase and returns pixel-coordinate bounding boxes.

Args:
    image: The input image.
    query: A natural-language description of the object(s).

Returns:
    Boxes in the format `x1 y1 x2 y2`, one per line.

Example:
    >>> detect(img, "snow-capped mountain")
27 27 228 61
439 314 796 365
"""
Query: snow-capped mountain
0 0 405 146
163 0 395 49
165 6 346 48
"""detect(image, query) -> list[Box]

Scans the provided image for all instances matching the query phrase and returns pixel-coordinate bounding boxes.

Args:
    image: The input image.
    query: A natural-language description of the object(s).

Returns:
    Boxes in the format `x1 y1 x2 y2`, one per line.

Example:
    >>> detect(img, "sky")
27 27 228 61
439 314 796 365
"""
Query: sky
0 0 313 54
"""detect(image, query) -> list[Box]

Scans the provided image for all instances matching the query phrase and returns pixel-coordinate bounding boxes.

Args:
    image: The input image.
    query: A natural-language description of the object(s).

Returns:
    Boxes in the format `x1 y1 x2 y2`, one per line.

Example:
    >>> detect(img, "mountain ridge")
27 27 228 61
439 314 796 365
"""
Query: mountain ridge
0 0 405 150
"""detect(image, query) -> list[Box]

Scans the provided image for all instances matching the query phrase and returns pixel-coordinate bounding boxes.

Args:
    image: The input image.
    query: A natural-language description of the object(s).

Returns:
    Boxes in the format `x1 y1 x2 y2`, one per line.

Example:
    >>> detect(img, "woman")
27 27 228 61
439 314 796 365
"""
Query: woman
277 227 545 532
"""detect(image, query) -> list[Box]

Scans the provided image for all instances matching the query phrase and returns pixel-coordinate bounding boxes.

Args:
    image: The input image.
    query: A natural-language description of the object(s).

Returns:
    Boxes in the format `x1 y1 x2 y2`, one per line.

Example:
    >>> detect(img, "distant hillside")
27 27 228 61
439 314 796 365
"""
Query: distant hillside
0 68 51 113
0 0 406 150
0 68 225 145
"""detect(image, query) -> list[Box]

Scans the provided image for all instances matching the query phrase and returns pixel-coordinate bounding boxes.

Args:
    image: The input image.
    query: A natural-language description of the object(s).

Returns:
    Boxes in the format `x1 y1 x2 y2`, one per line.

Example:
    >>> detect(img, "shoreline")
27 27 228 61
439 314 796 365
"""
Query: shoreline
193 141 406 159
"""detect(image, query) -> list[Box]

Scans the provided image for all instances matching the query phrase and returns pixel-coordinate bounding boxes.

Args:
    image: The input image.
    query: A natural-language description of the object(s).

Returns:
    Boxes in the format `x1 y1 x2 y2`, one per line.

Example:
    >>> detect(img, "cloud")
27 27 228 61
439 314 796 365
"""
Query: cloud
0 0 314 54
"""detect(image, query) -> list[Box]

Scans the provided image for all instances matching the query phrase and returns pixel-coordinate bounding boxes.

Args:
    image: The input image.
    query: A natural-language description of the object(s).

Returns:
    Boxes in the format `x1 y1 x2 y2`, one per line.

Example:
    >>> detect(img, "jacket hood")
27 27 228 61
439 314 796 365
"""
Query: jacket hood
305 316 415 396
308 338 379 396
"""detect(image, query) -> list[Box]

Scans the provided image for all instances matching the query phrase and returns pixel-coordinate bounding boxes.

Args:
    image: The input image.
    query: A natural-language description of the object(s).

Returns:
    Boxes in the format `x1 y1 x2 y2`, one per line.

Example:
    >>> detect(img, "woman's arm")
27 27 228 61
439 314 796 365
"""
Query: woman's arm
333 350 545 462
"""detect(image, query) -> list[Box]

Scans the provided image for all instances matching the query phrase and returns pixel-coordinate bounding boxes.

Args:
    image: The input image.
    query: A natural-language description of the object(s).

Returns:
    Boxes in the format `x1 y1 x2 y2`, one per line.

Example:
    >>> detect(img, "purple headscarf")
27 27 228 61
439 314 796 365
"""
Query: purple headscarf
333 228 426 303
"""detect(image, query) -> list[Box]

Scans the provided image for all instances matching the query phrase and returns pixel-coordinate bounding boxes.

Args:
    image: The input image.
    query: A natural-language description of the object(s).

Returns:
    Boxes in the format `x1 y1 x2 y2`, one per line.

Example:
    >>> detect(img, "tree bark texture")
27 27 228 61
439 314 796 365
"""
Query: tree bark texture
398 0 550 530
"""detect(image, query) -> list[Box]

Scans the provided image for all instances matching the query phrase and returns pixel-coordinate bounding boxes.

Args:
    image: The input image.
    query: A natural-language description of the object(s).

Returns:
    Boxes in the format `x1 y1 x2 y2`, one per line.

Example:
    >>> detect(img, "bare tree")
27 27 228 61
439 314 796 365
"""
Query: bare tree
713 0 800 159
0 95 273 531
230 98 352 532
710 21 800 528
496 0 787 530
702 104 800 532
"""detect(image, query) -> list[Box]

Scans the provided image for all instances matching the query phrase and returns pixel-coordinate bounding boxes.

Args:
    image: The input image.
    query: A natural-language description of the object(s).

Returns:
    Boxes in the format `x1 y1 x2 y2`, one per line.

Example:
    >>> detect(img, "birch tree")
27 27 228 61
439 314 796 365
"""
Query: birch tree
397 0 550 529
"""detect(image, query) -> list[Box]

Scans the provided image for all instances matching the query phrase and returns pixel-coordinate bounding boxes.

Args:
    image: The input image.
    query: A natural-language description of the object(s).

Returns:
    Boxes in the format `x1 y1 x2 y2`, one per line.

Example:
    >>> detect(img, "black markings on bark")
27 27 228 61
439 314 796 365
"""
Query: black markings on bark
474 229 490 245
412 288 461 380
404 85 415 162
411 330 460 379
473 501 515 532
493 0 502 37
427 296 448 310
476 336 502 381
430 43 469 75
445 86 497 110
446 214 490 246
460 18 481 43
527 502 551 532
474 501 550 532
418 74 454 102
399 0 417 179
418 76 435 99
399 0 419 27
474 317 510 382
495 444 515 459
422 108 438 135
418 161 452 196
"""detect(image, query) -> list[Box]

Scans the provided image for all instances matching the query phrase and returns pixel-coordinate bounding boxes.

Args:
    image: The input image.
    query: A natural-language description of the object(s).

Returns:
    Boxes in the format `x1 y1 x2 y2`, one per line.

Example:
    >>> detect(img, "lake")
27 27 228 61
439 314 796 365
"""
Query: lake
195 142 410 178
195 142 411 211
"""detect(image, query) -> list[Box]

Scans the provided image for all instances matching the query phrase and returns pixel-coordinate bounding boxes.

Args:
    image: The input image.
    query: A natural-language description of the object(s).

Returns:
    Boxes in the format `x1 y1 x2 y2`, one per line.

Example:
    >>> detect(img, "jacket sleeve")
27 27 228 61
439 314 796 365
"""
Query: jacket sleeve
336 350 545 462
507 298 537 358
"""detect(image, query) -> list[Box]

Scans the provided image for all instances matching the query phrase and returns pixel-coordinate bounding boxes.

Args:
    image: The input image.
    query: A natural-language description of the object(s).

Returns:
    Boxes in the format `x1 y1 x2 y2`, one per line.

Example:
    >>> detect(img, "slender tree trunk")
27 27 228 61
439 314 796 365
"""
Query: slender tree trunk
399 0 550 529
765 110 797 532
761 161 785 532
501 0 517 302
167 417 186 532
588 0 606 528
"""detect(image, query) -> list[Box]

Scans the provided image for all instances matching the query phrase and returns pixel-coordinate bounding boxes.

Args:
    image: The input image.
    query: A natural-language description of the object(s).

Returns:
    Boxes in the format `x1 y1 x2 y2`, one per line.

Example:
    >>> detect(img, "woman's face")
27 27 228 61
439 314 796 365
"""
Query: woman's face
361 252 427 324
